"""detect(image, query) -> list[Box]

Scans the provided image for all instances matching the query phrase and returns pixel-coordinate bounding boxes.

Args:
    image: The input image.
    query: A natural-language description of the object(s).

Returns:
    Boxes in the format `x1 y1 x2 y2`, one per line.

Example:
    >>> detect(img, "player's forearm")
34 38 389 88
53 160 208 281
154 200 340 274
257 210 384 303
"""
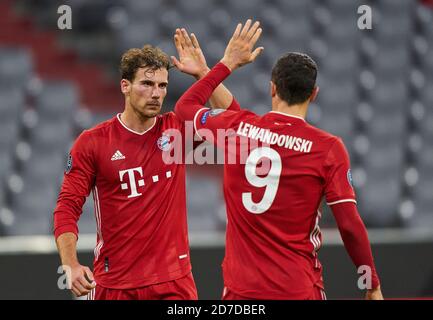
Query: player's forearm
332 202 381 289
56 232 80 267
175 62 232 121
196 69 237 110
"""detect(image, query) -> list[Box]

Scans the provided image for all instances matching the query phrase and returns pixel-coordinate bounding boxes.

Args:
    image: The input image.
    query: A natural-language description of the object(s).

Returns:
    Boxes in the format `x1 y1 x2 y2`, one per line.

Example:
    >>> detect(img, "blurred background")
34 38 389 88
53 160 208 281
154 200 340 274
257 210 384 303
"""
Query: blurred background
0 0 432 299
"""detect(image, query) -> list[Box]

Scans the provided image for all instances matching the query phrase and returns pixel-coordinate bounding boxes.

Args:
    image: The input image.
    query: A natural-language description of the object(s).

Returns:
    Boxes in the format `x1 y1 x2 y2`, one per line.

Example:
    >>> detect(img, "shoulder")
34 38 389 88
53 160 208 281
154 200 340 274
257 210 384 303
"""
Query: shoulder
74 116 116 148
158 111 183 127
304 122 341 147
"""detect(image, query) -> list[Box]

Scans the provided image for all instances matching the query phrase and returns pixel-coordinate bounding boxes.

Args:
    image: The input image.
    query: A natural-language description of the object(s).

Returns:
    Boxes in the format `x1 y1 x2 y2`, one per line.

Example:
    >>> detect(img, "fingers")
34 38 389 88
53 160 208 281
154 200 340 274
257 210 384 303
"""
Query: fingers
84 267 95 283
73 281 88 297
250 27 263 46
232 23 242 39
176 28 187 49
240 19 252 39
170 56 181 68
190 33 201 50
180 28 194 48
246 21 260 40
250 46 264 62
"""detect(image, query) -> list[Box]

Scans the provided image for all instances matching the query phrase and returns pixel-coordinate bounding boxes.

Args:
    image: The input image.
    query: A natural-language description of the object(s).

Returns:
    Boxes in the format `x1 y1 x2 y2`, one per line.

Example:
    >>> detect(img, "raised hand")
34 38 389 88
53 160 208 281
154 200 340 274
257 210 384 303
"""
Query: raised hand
220 19 264 71
365 286 384 300
171 28 209 79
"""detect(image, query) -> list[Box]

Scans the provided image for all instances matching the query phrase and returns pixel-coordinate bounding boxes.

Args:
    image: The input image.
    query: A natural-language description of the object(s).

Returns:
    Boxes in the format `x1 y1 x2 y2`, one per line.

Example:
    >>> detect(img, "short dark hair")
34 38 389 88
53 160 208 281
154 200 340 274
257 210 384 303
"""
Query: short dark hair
271 52 318 105
120 45 171 81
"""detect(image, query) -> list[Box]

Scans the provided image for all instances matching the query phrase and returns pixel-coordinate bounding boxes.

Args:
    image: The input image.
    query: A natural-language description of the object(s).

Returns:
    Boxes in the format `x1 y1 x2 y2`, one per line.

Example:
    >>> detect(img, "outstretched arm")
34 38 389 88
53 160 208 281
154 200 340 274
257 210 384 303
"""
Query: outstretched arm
172 28 239 110
175 19 263 122
331 202 383 300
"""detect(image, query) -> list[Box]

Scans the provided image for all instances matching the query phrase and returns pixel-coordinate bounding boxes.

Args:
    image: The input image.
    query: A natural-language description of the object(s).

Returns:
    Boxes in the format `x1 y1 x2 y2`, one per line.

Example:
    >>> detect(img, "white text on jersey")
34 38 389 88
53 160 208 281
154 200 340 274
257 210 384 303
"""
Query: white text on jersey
236 122 313 153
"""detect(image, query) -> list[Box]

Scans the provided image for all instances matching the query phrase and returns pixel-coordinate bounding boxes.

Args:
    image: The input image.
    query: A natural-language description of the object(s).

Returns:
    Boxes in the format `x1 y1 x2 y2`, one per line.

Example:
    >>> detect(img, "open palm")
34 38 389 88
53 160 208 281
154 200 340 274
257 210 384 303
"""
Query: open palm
172 28 209 78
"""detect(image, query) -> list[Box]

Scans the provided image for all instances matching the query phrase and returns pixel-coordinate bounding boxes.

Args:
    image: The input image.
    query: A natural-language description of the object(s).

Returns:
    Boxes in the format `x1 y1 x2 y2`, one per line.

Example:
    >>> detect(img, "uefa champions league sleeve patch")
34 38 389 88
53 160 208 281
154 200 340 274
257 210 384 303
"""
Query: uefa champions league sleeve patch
347 169 353 188
65 153 73 174
200 110 211 125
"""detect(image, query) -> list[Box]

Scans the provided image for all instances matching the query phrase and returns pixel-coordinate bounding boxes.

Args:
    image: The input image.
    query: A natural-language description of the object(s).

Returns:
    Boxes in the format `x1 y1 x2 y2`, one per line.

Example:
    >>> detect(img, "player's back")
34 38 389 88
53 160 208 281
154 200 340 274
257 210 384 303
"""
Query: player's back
222 111 354 299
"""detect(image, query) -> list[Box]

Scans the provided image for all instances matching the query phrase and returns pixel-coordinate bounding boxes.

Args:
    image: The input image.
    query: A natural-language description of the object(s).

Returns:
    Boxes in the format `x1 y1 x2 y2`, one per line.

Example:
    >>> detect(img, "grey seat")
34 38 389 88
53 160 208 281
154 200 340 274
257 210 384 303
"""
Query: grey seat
0 88 25 123
21 150 65 187
374 13 413 45
318 80 359 115
365 113 407 142
0 47 33 88
275 18 311 52
324 17 360 47
378 0 416 14
371 46 410 78
36 81 79 120
357 175 401 227
0 151 12 182
8 182 57 235
29 120 73 153
418 110 433 141
0 121 19 154
415 144 433 172
116 22 160 53
369 79 408 114
320 48 359 80
78 195 97 234
363 142 404 175
186 175 222 231
411 172 433 217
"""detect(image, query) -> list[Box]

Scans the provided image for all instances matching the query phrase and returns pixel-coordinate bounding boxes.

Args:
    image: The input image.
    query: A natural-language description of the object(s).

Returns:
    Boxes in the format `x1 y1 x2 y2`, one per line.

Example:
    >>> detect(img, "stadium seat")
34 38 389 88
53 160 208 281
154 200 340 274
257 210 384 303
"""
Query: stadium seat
29 120 73 153
364 113 407 142
0 88 25 123
0 47 33 88
36 81 79 120
363 142 405 175
186 175 223 231
20 151 65 187
357 175 402 227
7 178 57 235
369 79 409 113
78 195 98 235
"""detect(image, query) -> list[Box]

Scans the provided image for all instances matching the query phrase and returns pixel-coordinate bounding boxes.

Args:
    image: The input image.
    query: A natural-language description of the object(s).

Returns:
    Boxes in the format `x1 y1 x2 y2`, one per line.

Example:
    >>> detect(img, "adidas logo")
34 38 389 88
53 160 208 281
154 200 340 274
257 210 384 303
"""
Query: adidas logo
111 150 125 161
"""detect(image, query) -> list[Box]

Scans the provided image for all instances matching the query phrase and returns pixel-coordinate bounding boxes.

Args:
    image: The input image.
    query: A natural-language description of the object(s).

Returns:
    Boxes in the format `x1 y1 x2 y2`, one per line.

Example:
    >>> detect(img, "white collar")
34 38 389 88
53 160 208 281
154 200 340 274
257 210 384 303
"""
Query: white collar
268 111 306 122
116 113 156 135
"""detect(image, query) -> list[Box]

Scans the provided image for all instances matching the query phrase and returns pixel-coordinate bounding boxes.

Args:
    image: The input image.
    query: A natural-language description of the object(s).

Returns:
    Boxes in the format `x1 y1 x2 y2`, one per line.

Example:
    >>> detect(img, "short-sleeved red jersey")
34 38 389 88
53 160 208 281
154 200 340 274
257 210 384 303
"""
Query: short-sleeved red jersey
53 113 192 289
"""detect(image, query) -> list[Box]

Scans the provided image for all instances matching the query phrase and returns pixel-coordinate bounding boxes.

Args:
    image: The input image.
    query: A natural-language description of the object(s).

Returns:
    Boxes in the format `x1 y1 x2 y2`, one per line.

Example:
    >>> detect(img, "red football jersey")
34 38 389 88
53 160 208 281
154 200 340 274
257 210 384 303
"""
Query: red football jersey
53 113 192 289
193 108 356 299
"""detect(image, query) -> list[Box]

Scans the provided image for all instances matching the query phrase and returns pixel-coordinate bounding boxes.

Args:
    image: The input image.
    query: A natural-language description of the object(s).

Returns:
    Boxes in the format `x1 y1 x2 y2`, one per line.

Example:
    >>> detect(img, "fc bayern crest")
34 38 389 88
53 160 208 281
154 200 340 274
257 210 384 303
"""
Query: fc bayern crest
157 135 171 151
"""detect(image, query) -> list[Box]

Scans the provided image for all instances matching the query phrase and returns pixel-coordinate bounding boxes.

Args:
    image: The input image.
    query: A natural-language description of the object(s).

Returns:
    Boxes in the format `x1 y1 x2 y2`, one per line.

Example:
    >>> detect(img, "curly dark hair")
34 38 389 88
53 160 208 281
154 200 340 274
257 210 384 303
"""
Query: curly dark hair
120 45 171 81
271 52 318 105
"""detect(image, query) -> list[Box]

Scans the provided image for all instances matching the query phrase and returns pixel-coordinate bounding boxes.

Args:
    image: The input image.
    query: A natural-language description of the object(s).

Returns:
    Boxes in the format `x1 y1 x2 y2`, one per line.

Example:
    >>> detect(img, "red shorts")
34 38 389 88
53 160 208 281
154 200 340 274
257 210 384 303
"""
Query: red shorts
88 272 198 300
221 285 327 300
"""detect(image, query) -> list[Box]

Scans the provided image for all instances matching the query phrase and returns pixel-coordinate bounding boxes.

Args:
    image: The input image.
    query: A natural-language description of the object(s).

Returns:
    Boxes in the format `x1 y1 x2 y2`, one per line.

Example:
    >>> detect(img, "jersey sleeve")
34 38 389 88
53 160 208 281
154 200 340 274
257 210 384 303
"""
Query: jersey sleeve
53 130 96 239
323 137 356 206
192 107 256 144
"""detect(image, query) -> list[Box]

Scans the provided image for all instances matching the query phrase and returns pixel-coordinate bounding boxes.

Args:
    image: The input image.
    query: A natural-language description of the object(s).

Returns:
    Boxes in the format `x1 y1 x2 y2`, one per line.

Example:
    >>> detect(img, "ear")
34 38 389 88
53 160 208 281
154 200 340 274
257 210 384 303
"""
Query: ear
309 86 319 103
270 81 277 98
120 79 131 95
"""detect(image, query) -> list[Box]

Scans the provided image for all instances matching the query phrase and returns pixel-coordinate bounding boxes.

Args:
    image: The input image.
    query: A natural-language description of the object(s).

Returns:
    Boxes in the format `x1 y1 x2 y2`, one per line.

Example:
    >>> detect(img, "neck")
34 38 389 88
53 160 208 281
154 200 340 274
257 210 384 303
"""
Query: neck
120 105 155 134
272 100 308 119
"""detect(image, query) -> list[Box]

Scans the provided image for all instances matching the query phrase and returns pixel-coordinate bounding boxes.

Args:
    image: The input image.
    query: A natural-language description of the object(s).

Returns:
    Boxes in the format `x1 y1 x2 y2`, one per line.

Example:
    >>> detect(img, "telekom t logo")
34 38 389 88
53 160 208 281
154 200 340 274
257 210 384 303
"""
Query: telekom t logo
119 167 145 198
